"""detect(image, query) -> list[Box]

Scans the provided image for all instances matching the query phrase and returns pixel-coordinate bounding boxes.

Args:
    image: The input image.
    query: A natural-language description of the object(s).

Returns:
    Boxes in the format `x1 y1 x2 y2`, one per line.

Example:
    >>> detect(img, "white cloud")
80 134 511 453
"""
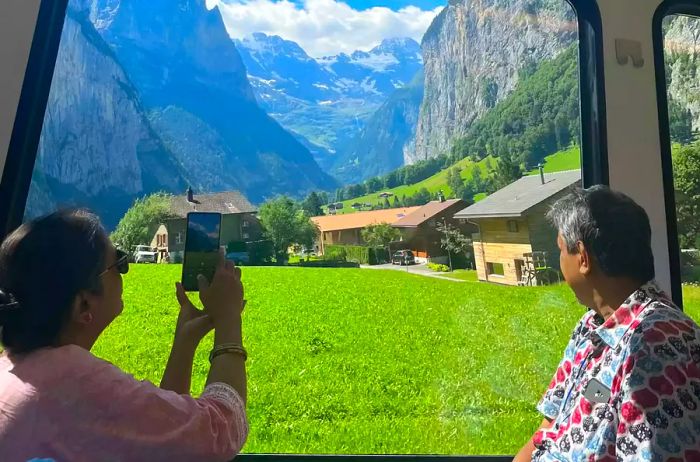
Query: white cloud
209 0 442 58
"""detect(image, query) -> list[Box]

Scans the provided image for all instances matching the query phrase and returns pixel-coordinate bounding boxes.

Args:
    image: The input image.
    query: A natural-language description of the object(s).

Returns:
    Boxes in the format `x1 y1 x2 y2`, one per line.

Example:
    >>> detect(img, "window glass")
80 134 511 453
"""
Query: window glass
661 13 700 322
27 0 583 454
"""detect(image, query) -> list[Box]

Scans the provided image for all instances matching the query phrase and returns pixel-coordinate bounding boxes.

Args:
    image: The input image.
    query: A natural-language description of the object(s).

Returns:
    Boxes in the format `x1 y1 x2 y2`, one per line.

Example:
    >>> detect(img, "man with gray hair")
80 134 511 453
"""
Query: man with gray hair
514 185 700 462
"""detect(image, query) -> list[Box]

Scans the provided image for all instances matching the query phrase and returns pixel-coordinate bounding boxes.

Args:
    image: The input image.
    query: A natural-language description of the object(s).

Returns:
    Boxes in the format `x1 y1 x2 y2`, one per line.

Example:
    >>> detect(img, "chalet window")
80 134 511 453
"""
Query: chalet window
487 262 505 276
507 220 519 233
242 220 250 228
242 232 250 240
175 232 183 245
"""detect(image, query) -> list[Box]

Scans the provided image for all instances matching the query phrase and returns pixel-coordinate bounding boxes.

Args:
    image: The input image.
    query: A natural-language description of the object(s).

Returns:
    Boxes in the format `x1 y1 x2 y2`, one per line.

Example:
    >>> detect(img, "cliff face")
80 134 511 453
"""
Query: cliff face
28 7 184 227
90 0 337 200
411 0 576 163
333 72 425 183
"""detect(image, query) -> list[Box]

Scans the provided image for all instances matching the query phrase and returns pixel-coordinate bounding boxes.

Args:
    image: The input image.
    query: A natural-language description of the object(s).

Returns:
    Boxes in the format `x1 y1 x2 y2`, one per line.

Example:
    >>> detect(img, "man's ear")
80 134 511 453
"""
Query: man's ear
576 241 592 276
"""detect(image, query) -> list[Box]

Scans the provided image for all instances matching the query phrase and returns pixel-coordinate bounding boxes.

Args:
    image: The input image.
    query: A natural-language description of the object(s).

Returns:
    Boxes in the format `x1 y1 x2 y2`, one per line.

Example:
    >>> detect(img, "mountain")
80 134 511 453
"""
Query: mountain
26 6 186 229
234 33 423 169
332 71 425 183
88 0 337 201
411 0 577 162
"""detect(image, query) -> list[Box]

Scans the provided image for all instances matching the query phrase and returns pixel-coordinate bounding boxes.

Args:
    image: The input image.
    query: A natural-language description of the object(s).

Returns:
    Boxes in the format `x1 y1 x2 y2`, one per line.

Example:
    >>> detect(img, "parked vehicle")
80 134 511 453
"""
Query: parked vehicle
391 250 415 266
134 245 158 264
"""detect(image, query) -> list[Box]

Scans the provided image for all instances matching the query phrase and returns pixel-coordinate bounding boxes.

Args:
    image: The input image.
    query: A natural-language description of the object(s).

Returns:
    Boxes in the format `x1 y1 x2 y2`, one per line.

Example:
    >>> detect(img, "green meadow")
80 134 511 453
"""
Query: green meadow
93 265 700 454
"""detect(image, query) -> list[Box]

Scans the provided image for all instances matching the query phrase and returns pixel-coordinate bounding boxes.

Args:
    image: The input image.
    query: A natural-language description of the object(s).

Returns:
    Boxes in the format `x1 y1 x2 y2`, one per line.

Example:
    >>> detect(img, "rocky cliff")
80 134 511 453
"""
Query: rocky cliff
27 6 185 227
333 72 424 183
90 0 337 201
411 0 576 163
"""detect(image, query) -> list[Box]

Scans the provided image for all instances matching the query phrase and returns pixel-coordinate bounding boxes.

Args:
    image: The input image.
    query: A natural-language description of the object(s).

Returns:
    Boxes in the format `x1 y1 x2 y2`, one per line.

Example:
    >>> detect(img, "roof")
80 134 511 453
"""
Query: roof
393 199 467 228
454 170 581 219
311 207 421 232
170 191 257 217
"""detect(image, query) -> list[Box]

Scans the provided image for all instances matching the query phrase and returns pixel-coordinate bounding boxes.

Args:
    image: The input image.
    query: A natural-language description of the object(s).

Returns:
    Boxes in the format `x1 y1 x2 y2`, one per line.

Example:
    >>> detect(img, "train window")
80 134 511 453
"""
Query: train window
660 13 700 322
24 0 587 455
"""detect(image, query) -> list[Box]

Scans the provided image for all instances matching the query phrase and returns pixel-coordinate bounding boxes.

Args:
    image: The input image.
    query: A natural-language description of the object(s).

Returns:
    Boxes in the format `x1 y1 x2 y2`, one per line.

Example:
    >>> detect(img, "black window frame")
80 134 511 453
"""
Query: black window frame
652 1 700 308
0 0 608 459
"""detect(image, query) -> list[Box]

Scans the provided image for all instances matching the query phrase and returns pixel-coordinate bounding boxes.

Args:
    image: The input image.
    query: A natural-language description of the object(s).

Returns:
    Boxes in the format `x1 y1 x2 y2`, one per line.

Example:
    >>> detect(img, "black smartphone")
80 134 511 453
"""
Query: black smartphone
182 212 222 291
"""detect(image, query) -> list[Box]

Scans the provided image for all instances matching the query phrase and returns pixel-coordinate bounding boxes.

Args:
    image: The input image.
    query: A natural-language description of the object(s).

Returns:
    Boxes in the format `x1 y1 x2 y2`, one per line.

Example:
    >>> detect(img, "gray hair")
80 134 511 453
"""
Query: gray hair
546 185 655 283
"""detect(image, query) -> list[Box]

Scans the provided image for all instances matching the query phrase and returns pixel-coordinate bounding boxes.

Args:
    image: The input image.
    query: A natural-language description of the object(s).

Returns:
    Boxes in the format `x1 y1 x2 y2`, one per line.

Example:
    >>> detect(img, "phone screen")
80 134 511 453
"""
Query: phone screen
182 212 222 291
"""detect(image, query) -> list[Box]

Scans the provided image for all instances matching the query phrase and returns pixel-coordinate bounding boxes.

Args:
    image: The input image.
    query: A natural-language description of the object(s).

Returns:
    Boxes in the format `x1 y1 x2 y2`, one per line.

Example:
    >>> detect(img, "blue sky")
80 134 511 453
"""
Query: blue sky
322 0 446 9
214 0 444 57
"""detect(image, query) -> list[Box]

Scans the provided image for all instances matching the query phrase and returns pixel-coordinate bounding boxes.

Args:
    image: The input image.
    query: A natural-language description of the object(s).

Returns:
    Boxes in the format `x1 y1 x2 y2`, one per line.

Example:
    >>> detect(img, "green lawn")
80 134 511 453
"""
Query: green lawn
92 265 700 455
528 146 581 174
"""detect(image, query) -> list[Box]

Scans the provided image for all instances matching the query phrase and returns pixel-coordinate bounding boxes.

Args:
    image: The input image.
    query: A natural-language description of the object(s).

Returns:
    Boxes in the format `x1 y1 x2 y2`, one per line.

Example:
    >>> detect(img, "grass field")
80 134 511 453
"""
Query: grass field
92 265 700 455
528 146 581 174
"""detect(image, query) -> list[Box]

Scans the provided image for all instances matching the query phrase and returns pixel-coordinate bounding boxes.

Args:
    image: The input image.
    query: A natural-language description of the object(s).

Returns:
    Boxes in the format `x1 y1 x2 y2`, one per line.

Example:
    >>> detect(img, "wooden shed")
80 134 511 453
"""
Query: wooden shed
453 170 581 285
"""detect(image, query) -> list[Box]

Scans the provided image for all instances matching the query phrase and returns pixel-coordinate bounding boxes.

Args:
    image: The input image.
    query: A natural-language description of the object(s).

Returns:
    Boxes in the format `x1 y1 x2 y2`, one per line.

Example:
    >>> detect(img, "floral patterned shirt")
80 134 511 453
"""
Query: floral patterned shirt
533 282 700 462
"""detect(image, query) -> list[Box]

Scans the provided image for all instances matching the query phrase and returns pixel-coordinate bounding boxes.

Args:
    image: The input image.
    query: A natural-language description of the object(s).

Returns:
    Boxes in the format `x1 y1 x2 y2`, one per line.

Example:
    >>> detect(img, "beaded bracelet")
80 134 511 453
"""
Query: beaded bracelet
209 343 248 363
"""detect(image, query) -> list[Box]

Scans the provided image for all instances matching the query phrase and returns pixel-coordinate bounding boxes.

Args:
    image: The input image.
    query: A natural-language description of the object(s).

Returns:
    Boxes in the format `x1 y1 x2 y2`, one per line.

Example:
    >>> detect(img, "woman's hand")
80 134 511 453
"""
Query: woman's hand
198 251 244 328
174 282 214 346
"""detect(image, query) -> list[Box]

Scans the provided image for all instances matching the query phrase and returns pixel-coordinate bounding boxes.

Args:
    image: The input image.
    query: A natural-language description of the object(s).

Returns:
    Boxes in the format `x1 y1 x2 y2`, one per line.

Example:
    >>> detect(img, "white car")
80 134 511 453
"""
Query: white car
134 245 158 263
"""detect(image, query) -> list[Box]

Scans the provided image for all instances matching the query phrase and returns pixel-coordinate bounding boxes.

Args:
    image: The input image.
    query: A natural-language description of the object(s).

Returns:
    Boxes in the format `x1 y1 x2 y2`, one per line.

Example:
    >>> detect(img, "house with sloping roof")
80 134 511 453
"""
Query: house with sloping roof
311 207 420 255
453 170 581 285
151 188 261 262
393 198 474 263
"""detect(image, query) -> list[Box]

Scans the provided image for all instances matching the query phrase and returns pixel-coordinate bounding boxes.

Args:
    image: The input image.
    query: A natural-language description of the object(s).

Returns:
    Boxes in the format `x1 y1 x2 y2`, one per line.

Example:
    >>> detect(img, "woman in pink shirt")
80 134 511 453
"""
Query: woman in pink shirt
0 210 248 462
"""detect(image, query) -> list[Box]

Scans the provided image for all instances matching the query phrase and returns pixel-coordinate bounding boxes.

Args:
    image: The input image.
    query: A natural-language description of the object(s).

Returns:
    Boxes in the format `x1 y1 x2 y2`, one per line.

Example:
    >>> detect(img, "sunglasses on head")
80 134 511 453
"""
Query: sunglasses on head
100 248 129 276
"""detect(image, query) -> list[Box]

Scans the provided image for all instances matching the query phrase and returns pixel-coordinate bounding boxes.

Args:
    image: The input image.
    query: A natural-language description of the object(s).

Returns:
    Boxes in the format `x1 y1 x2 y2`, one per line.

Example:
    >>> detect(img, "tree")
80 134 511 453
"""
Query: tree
301 191 325 217
365 177 382 194
413 187 432 205
258 196 319 262
392 196 401 208
361 223 402 250
673 143 700 248
446 167 465 199
669 97 694 145
383 196 391 209
492 153 522 191
437 221 473 271
111 193 175 251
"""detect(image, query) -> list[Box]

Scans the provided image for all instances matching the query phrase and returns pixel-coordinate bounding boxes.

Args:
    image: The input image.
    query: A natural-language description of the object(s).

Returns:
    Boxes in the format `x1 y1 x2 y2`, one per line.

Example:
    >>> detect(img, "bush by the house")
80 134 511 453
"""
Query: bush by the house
428 262 450 272
325 245 387 265
324 246 348 262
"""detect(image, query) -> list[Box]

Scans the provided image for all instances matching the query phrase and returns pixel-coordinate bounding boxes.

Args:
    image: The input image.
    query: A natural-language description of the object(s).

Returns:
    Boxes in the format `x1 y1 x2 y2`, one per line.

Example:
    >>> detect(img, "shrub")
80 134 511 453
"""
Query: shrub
428 263 450 272
325 245 387 265
324 246 347 262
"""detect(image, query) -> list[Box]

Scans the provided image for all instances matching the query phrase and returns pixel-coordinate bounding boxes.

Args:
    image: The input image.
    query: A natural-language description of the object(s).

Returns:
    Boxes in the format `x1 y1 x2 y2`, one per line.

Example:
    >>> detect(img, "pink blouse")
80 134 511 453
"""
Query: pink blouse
0 345 248 462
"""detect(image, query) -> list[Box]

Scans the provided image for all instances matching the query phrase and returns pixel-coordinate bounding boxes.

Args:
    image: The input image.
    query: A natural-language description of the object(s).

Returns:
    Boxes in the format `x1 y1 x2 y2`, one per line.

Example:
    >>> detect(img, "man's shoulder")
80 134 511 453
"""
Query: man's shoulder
626 301 700 365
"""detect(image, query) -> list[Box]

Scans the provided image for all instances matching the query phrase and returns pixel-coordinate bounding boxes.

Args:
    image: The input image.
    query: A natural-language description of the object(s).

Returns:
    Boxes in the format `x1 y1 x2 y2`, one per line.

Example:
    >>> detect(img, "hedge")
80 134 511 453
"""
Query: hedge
324 245 388 265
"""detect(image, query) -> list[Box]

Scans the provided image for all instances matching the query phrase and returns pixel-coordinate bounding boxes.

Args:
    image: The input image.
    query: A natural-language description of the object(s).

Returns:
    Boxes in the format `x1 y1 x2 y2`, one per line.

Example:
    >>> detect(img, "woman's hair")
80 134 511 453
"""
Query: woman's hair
0 210 108 354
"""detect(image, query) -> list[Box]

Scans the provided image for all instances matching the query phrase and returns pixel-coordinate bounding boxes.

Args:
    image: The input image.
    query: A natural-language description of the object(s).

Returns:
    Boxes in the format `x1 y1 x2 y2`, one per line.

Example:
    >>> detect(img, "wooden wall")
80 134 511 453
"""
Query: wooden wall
472 218 532 285
527 200 564 272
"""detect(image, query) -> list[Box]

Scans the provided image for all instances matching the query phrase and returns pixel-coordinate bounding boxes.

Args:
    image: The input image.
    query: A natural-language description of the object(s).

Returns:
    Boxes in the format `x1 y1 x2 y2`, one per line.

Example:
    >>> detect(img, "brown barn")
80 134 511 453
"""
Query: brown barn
392 198 474 263
453 170 581 285
311 207 420 255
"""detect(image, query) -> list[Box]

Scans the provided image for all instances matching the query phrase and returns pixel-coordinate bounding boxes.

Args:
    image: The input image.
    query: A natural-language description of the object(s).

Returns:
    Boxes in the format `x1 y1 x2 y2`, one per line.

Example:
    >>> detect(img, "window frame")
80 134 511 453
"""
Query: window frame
652 0 700 308
487 262 505 277
0 0 608 459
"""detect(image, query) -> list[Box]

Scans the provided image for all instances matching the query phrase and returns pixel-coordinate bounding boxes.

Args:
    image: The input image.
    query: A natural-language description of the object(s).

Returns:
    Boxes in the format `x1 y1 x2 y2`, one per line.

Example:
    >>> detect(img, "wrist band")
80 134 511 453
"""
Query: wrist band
209 343 247 362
